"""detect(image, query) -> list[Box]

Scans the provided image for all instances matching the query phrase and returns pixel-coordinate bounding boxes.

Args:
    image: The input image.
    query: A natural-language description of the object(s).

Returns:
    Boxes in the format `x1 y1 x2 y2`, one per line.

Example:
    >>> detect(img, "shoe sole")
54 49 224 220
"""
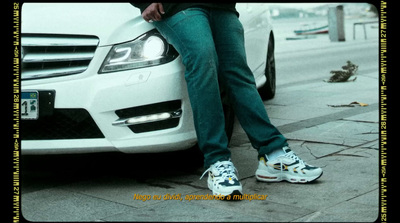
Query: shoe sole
208 179 243 196
220 190 243 201
256 170 323 183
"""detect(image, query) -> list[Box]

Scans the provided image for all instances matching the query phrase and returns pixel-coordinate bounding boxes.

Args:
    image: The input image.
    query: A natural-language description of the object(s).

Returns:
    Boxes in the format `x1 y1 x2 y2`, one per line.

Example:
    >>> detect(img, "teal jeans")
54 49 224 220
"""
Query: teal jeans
153 7 288 168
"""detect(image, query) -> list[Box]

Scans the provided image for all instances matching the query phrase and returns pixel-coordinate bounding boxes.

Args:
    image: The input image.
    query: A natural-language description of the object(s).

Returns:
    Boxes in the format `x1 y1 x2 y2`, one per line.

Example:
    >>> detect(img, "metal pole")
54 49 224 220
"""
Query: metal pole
328 5 345 42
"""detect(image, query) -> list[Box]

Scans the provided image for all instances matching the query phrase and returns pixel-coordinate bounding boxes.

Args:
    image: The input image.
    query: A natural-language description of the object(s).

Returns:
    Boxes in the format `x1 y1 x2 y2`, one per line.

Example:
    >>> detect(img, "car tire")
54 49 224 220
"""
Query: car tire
258 35 276 100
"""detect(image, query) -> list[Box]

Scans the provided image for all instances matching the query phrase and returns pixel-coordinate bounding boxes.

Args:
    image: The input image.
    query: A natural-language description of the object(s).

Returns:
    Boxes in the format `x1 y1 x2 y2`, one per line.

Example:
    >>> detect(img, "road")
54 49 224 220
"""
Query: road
21 36 379 222
275 39 378 87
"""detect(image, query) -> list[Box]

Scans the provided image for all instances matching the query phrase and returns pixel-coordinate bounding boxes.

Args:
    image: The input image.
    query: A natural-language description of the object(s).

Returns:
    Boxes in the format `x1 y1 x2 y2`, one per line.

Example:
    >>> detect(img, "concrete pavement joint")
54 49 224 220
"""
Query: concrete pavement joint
344 188 378 203
341 119 378 124
291 187 378 222
60 187 143 210
301 142 318 159
163 180 208 190
358 131 379 135
288 138 366 149
314 145 376 160
303 211 322 222
277 103 378 134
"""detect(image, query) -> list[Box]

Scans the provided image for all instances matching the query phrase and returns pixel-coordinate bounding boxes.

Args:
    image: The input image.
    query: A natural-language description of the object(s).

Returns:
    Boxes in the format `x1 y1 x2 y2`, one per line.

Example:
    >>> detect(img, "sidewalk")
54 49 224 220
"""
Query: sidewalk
22 70 379 222
230 72 379 222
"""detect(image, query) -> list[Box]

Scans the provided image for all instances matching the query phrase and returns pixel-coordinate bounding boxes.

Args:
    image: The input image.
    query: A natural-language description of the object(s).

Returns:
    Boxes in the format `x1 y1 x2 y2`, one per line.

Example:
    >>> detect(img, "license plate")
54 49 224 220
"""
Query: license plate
21 91 39 120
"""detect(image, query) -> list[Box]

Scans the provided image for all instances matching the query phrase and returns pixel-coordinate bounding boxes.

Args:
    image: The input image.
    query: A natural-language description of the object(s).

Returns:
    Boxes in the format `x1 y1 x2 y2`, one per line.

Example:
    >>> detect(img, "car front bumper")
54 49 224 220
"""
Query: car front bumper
21 50 197 155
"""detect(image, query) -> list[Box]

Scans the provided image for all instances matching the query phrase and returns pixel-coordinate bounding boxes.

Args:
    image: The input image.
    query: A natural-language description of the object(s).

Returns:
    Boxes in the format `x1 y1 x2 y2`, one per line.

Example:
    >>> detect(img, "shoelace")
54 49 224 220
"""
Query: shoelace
200 160 239 180
277 151 307 180
283 151 306 166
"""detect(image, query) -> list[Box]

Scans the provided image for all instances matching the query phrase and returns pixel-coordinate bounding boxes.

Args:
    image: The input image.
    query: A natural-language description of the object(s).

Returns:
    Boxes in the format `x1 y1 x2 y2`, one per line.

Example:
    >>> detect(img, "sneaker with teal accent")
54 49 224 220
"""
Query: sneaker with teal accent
256 147 323 183
200 160 243 196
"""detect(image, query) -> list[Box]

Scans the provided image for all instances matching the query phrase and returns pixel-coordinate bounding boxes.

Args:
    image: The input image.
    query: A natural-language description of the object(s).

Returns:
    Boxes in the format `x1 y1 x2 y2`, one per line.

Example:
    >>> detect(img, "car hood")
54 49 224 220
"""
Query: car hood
22 3 154 46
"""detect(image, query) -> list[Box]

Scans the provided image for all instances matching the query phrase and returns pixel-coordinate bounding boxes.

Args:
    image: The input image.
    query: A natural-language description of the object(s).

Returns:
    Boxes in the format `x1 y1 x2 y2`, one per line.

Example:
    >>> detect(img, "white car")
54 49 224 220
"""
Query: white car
21 3 276 155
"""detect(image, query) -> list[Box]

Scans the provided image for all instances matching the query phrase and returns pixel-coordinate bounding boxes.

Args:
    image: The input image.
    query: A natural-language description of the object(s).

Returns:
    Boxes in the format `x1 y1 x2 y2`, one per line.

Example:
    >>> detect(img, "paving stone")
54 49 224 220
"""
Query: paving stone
343 110 378 123
297 141 347 158
59 176 202 208
104 199 265 222
181 189 314 222
234 148 378 214
22 188 135 222
348 188 379 206
359 139 379 150
265 104 339 122
284 120 378 147
294 199 379 222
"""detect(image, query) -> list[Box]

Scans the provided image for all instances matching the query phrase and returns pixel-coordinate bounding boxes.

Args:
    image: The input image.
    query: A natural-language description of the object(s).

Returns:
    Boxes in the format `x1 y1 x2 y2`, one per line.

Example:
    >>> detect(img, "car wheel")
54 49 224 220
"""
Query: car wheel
258 35 276 100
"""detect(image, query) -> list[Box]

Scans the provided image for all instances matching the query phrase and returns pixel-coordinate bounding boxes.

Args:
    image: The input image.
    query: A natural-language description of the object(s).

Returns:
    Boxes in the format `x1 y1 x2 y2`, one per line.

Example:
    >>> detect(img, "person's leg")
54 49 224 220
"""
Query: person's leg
152 8 230 168
209 9 288 158
153 8 243 196
209 9 322 183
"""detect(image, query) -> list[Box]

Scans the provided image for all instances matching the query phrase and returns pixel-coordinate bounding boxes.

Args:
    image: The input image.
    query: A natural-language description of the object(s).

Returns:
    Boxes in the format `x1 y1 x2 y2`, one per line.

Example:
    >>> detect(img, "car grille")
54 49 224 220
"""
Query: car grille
21 109 104 140
21 34 99 80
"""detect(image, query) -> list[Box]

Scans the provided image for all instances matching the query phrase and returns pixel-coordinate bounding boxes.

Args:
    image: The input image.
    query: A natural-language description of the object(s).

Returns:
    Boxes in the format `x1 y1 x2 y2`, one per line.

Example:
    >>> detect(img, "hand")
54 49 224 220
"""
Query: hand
142 3 165 23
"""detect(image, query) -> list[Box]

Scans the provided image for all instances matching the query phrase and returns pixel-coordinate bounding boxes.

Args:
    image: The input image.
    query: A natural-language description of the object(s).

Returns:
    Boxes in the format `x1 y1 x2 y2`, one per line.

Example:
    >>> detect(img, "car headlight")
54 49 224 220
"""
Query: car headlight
99 30 178 73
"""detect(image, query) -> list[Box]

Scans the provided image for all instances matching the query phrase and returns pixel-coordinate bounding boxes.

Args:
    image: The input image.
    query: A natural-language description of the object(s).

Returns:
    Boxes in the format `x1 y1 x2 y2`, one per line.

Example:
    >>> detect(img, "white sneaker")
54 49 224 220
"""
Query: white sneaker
256 147 323 183
200 160 243 196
